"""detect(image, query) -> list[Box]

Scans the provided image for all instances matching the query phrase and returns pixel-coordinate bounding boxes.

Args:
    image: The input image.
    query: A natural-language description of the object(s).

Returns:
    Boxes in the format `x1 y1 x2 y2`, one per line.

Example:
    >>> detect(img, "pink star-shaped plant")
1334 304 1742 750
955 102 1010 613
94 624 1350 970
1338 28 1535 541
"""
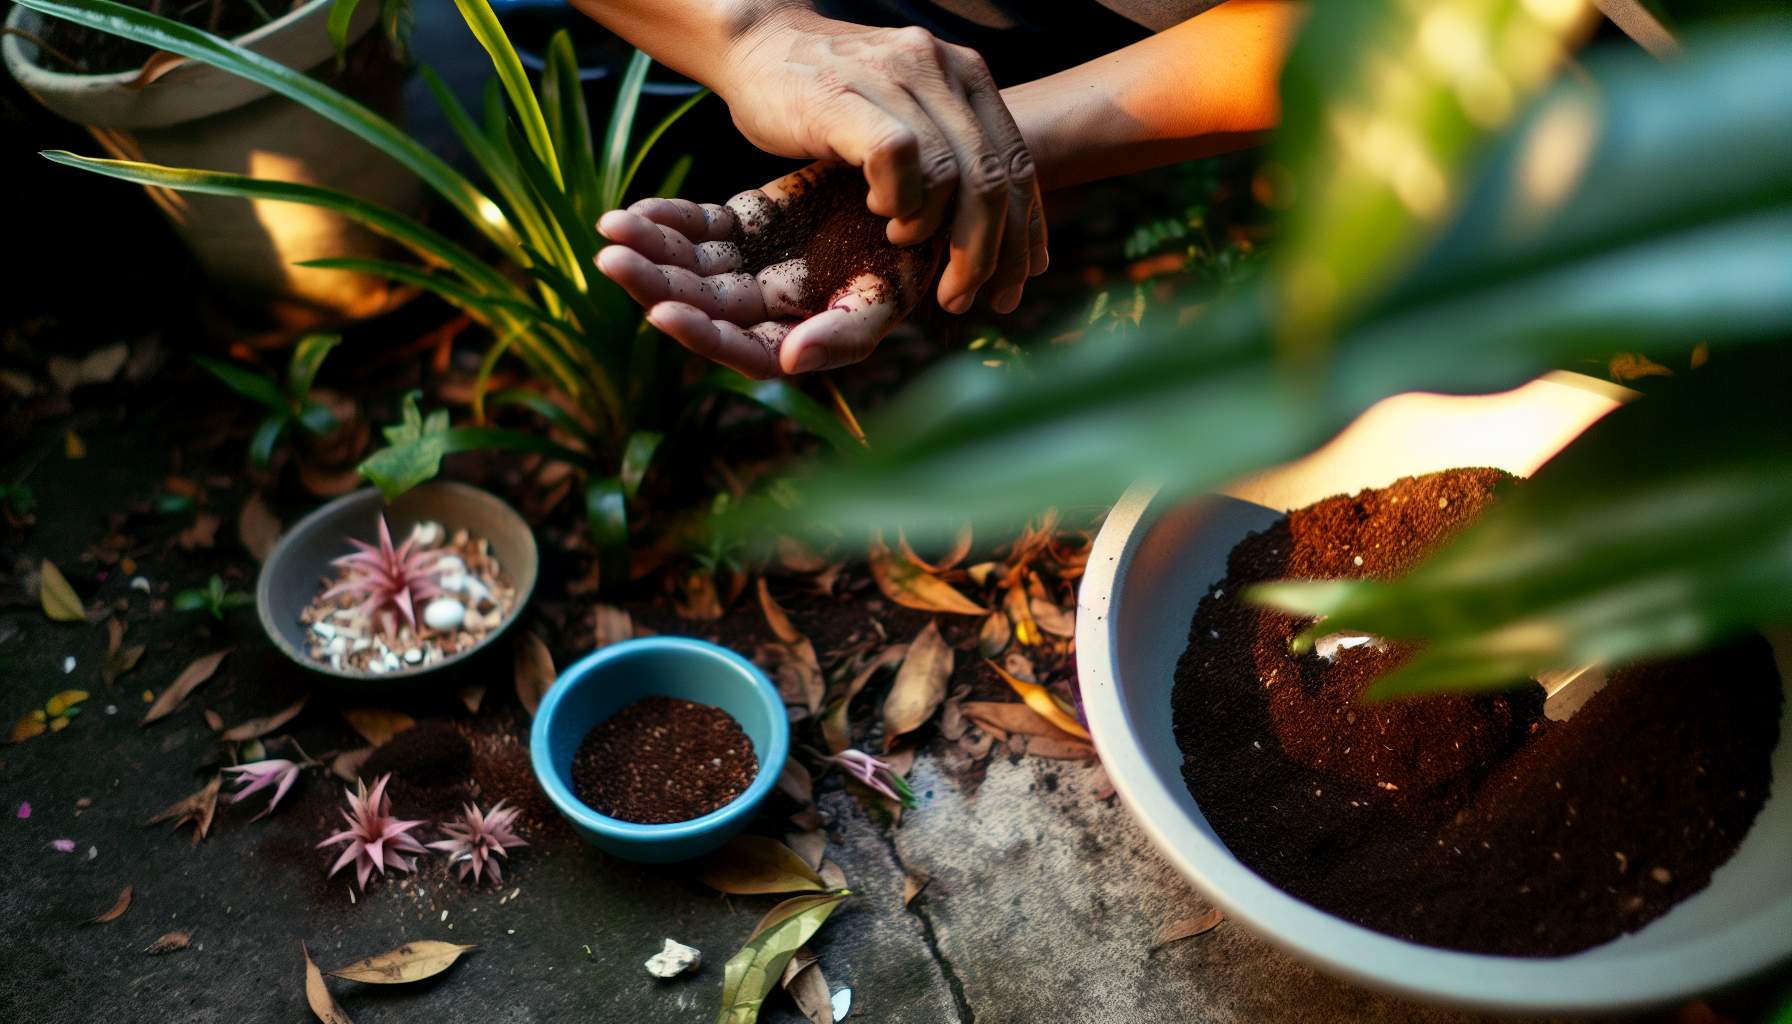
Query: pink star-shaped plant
316 774 428 890
222 758 302 820
320 514 441 638
429 800 528 886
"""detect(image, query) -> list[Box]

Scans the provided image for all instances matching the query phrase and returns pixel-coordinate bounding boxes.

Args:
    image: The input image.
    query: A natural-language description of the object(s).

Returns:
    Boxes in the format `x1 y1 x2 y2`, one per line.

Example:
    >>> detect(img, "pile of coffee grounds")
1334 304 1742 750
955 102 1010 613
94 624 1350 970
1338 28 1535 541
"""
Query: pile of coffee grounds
571 697 758 824
734 164 934 313
1172 468 1782 956
361 721 477 819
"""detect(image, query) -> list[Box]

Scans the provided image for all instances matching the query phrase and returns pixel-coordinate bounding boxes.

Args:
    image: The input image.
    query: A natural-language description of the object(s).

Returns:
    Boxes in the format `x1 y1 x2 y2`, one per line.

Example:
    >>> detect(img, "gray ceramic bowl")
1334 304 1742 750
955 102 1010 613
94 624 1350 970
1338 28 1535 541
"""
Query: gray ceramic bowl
257 482 538 688
1076 373 1792 1012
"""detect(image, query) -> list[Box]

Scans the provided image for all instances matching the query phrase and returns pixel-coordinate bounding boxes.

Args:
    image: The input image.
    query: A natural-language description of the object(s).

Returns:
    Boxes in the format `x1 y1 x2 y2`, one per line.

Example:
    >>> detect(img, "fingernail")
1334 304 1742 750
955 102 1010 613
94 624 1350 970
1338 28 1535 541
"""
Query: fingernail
793 345 827 373
943 293 972 315
993 285 1023 314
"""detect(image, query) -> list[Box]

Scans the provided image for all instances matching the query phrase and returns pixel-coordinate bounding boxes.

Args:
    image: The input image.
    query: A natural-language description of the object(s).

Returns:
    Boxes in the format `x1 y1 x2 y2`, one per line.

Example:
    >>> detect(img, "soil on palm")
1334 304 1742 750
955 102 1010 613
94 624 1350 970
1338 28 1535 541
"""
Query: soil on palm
735 163 936 313
1172 468 1781 956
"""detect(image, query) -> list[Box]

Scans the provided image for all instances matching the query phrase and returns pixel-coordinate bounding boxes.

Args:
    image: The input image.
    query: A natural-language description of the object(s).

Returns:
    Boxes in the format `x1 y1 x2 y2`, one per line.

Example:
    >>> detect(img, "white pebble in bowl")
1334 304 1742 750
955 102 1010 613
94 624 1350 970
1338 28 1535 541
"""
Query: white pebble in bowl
423 597 466 631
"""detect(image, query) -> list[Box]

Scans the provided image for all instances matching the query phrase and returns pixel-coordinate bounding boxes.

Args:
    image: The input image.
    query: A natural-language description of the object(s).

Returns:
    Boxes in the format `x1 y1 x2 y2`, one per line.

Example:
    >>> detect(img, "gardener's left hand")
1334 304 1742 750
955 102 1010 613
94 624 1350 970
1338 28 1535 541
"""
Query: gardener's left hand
595 163 941 379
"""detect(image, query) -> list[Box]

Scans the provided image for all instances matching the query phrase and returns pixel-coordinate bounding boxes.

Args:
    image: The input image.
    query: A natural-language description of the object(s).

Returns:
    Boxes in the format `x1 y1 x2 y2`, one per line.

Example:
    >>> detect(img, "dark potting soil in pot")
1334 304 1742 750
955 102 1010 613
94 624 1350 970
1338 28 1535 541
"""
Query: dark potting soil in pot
1171 468 1782 956
571 696 758 824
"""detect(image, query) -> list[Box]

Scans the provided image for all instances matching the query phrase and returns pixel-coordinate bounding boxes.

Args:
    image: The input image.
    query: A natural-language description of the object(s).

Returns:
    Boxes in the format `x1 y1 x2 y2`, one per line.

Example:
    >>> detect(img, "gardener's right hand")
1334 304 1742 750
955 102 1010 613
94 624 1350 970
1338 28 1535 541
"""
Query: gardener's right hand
713 8 1047 315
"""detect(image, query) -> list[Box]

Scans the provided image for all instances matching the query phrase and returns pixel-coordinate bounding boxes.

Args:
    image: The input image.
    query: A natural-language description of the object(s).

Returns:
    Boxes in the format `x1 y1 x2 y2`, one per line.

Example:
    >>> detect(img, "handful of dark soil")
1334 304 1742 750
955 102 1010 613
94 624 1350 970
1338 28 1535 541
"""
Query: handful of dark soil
1172 468 1781 956
571 696 758 824
734 164 940 315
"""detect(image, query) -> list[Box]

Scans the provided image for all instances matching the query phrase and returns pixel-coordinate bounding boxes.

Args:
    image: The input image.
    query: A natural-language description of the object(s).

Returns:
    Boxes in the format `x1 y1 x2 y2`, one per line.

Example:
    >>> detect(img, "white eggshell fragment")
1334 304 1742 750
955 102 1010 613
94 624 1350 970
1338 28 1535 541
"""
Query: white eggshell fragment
644 938 701 978
423 597 466 632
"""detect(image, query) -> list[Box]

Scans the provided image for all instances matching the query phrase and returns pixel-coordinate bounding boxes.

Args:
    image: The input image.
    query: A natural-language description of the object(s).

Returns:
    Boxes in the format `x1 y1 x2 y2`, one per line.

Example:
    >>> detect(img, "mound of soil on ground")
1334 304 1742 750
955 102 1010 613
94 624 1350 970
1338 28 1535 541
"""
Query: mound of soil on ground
1172 468 1781 956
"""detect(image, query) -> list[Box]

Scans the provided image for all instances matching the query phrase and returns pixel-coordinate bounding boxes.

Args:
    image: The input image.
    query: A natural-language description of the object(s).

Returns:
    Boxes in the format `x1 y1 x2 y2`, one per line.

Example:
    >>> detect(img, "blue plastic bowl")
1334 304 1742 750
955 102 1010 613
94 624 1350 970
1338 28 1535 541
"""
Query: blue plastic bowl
530 637 788 863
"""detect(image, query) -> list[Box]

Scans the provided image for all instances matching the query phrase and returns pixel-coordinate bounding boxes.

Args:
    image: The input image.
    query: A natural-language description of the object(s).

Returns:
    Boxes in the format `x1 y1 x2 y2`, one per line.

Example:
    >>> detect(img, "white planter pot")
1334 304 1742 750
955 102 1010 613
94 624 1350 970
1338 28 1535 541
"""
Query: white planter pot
1077 371 1792 1012
4 0 425 320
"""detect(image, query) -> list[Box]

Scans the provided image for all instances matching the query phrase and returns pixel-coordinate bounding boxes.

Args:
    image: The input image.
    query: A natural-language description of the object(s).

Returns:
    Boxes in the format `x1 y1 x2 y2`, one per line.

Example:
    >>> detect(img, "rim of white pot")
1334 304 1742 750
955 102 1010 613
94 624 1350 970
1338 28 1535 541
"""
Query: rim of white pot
1075 372 1792 1013
3 0 377 130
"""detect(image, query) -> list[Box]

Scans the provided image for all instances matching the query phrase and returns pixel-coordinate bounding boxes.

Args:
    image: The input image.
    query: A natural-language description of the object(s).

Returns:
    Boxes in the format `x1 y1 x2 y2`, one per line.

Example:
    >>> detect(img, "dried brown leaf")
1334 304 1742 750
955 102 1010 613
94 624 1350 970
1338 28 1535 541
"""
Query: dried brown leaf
756 578 803 645
124 50 185 90
977 612 1011 658
593 603 632 649
960 701 1063 739
107 616 124 657
818 859 847 891
784 829 827 872
902 873 929 907
177 512 221 551
869 538 984 616
146 930 190 954
1151 907 1225 950
331 747 374 782
513 631 555 716
985 660 1090 741
79 342 129 383
326 941 478 984
1004 585 1040 646
699 835 827 895
142 648 232 725
940 692 968 742
203 709 224 732
820 643 906 753
674 570 724 620
1023 735 1098 761
777 757 814 806
339 708 414 748
237 491 283 562
39 559 85 622
458 685 485 715
898 523 973 574
147 775 221 845
104 644 146 687
881 621 952 745
777 536 828 573
1029 596 1076 638
90 884 133 924
783 952 835 1024
304 942 354 1024
219 694 308 742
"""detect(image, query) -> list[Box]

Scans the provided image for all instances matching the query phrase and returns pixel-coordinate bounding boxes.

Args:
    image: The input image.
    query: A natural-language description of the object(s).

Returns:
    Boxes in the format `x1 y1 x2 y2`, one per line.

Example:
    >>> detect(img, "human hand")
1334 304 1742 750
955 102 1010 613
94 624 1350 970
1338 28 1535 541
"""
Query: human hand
711 8 1046 314
597 163 943 378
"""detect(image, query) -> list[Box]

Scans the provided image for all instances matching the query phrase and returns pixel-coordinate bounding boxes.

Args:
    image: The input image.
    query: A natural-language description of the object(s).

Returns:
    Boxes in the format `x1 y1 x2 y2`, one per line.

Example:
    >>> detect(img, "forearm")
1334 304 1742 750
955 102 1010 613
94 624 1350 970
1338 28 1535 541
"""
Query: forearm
565 0 806 91
1003 0 1305 192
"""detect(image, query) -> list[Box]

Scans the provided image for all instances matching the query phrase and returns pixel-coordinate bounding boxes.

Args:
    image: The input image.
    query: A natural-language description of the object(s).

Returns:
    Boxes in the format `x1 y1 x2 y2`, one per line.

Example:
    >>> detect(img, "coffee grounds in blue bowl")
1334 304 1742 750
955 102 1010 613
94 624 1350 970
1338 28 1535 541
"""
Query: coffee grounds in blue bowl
570 696 758 824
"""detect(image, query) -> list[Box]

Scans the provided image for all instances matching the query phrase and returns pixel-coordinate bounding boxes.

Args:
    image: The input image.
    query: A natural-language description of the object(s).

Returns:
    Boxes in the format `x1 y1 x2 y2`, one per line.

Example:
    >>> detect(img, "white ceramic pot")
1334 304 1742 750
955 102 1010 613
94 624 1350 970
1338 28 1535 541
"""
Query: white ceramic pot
3 0 423 320
1076 371 1792 1013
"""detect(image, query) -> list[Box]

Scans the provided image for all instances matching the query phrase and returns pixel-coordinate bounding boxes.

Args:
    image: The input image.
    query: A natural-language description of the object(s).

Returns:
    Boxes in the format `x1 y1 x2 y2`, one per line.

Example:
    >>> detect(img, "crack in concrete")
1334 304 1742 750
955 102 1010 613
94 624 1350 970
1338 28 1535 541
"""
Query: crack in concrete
876 825 977 1024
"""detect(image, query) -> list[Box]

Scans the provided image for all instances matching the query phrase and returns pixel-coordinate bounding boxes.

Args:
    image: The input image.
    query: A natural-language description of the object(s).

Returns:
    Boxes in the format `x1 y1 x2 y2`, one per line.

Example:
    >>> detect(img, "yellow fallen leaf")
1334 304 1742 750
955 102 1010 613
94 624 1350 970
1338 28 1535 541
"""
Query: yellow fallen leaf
985 660 1090 741
46 690 89 717
303 943 354 1024
64 430 86 459
49 716 71 733
869 537 984 615
340 707 415 747
39 560 86 622
11 710 47 743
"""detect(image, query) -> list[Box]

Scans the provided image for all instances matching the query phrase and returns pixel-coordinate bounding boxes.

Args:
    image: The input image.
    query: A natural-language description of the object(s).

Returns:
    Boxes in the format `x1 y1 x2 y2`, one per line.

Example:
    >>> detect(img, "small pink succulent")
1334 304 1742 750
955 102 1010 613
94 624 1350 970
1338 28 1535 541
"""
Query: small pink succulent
320 514 441 637
316 774 428 890
823 748 917 808
429 800 528 885
223 758 301 819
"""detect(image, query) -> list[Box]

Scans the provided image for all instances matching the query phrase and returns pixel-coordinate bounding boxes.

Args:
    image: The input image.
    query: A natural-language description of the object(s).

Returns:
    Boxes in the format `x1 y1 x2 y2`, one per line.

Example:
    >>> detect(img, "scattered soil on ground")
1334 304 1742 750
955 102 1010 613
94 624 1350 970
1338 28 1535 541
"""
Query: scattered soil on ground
571 696 757 824
1173 468 1782 956
363 721 476 819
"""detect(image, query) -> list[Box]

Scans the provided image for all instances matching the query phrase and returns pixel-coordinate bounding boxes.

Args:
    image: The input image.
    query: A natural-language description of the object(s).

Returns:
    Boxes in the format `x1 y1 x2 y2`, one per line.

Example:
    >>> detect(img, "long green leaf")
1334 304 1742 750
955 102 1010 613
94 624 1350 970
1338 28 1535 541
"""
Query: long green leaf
598 49 651 210
419 66 555 273
542 29 602 224
1253 353 1792 697
14 0 514 253
507 121 599 289
42 153 526 305
620 430 663 500
195 356 287 414
585 476 629 591
287 333 342 403
326 0 360 65
487 388 600 451
716 892 847 1024
247 415 289 468
616 89 709 205
451 0 560 189
700 372 858 454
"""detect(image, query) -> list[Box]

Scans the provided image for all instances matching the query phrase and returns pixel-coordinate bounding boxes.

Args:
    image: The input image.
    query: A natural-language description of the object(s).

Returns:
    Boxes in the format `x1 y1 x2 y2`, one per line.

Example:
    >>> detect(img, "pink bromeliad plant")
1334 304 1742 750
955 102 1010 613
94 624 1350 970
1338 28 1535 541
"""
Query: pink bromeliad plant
317 773 428 890
430 800 528 886
322 514 441 638
222 759 303 820
821 748 917 808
